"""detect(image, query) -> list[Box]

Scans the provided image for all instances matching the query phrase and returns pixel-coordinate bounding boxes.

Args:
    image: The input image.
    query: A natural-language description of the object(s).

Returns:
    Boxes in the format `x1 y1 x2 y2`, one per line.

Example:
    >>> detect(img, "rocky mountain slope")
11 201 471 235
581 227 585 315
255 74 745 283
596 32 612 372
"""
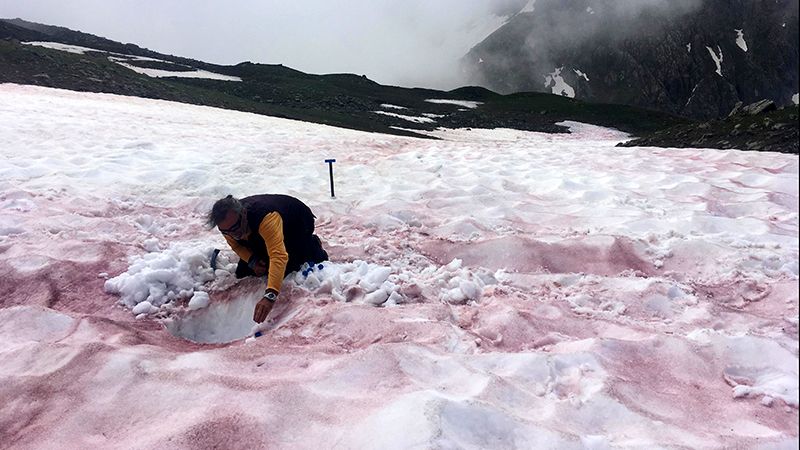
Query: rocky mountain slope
619 100 798 154
0 17 684 139
463 0 799 120
1 17 796 153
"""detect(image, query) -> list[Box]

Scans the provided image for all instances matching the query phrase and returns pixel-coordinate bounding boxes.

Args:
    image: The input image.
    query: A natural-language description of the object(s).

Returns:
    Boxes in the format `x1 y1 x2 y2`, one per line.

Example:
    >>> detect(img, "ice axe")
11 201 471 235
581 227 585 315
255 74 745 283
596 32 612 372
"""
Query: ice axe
325 158 336 198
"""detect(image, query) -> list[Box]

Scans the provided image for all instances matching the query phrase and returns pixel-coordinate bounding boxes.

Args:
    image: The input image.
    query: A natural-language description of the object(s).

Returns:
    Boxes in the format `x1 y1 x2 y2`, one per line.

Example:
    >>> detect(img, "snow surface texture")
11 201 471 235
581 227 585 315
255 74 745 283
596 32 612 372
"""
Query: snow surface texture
0 84 798 449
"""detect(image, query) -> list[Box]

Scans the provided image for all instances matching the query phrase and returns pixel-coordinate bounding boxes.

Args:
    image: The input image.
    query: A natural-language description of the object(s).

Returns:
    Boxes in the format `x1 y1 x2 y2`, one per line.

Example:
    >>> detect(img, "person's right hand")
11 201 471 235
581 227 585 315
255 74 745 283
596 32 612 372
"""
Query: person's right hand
253 297 274 323
253 260 267 276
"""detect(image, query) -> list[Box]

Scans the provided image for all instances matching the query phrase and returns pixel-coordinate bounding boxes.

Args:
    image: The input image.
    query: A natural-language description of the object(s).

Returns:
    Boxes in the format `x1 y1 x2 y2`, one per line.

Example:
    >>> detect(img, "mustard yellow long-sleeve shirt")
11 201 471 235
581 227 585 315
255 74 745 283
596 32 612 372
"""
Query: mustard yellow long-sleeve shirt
224 212 289 293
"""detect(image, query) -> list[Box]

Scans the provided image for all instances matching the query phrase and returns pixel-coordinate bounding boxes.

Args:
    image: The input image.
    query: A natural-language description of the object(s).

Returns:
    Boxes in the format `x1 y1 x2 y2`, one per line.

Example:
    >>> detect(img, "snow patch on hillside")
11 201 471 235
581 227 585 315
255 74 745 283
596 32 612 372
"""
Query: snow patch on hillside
22 41 241 82
110 58 242 81
372 110 436 123
735 29 749 52
425 99 483 109
23 41 100 54
545 67 576 98
706 45 724 76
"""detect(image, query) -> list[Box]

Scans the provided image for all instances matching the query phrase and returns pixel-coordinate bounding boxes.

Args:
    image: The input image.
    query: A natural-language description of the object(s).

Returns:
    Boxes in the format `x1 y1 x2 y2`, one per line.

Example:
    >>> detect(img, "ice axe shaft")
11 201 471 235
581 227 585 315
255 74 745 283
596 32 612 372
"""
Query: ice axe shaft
325 159 336 198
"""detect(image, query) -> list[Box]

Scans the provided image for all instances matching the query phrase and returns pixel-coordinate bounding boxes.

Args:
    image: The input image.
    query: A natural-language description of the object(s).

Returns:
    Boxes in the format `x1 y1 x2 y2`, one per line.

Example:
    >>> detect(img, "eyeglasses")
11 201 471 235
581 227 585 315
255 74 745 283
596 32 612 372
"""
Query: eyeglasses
220 212 246 237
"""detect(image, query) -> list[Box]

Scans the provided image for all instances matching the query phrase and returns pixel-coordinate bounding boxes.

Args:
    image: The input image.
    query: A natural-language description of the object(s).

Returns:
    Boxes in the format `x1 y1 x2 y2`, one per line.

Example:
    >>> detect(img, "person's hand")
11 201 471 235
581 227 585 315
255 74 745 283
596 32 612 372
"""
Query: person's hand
253 298 273 323
253 290 277 323
253 260 267 276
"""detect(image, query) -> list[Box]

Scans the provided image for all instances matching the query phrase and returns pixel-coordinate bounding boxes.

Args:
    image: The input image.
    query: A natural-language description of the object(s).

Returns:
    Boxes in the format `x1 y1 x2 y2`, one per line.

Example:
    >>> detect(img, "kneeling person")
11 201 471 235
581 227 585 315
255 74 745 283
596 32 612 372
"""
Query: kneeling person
208 194 328 323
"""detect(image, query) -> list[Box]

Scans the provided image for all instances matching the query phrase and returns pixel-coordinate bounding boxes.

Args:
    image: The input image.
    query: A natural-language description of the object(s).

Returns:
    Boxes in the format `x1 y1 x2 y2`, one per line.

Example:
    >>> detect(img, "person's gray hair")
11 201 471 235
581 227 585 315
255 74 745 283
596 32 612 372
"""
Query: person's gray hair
207 195 243 228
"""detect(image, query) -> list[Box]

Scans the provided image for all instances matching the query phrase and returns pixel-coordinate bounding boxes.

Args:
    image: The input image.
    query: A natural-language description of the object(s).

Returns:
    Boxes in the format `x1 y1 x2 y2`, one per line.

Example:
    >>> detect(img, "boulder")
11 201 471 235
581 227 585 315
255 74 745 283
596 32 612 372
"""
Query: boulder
741 99 777 116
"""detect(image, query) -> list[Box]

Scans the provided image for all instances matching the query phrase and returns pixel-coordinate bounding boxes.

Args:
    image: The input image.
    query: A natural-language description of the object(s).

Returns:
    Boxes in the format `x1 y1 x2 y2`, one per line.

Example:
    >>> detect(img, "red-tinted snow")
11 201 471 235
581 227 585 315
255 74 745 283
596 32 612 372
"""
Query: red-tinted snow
0 84 797 449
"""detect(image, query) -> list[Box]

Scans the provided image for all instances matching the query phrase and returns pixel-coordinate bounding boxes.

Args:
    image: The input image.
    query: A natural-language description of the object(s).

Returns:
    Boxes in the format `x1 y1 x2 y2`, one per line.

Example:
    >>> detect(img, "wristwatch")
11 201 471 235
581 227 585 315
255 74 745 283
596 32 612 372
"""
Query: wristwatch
263 291 277 303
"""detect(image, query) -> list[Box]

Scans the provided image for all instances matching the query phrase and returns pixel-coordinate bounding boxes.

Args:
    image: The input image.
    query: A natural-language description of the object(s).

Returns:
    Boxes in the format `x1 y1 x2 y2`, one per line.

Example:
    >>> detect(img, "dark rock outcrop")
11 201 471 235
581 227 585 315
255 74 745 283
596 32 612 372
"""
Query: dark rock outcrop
619 102 799 154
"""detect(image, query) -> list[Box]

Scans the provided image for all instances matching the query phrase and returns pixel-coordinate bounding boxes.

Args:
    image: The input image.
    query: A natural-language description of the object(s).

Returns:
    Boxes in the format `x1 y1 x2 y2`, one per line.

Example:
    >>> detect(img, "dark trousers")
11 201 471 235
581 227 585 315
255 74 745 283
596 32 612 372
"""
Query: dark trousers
234 234 328 279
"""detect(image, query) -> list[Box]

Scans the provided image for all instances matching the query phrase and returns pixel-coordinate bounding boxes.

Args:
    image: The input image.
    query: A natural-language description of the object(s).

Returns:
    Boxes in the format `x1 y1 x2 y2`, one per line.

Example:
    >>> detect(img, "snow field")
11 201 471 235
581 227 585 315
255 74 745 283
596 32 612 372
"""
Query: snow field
0 84 798 448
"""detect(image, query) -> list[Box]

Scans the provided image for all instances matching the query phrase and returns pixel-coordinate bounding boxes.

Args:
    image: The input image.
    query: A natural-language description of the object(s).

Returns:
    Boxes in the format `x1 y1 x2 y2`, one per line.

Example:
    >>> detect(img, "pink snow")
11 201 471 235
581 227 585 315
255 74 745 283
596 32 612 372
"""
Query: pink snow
0 84 797 449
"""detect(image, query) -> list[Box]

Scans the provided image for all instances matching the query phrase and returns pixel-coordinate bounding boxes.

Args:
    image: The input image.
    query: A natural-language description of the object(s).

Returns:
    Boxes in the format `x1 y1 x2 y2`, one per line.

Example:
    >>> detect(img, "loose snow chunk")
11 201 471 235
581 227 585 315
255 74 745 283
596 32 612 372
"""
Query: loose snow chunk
187 291 210 310
459 280 481 301
372 111 435 124
544 67 575 98
706 46 724 76
104 241 217 313
289 258 494 307
424 99 483 109
720 335 799 407
735 29 748 52
364 289 390 306
142 238 160 252
131 301 157 315
359 266 393 291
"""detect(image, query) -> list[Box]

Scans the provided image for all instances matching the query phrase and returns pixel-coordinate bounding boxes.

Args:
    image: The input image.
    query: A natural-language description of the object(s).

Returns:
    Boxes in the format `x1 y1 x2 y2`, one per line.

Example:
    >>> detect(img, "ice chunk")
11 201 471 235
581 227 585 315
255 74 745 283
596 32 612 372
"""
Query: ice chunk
364 289 390 306
131 301 156 315
187 291 210 310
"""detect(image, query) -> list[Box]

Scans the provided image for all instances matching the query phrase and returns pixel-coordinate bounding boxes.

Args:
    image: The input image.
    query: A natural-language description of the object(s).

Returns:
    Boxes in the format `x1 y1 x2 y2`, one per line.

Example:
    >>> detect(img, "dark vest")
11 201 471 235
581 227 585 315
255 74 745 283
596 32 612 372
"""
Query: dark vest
235 194 316 258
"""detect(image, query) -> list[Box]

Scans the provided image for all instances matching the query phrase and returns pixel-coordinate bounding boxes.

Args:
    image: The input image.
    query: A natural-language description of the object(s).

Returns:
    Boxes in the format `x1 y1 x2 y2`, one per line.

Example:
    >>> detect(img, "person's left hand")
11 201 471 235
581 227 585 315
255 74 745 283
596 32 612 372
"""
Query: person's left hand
253 297 274 323
253 260 267 276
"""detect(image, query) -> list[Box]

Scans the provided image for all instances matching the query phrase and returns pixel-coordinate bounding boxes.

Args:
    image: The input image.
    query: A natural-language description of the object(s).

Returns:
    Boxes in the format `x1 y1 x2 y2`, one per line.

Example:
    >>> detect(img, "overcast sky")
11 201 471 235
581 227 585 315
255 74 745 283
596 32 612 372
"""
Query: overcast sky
0 0 527 89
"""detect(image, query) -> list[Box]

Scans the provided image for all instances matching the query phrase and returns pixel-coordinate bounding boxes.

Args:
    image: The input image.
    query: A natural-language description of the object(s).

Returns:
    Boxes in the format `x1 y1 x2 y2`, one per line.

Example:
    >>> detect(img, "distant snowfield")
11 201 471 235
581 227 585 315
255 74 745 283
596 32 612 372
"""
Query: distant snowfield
0 84 798 449
372 110 436 123
23 41 242 81
425 98 483 109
